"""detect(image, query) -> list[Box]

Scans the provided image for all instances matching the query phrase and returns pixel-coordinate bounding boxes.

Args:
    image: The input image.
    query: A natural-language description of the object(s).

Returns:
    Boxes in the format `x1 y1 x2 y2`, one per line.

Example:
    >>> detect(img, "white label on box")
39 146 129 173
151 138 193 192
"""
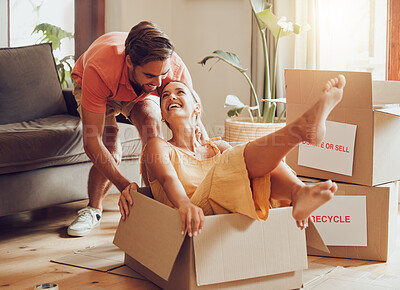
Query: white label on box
298 121 357 176
310 196 367 246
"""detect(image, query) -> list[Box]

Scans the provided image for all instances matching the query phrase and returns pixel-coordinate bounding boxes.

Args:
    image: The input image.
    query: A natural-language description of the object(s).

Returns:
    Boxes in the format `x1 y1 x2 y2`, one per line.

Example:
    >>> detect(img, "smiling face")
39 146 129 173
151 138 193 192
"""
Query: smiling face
127 56 171 93
160 81 201 125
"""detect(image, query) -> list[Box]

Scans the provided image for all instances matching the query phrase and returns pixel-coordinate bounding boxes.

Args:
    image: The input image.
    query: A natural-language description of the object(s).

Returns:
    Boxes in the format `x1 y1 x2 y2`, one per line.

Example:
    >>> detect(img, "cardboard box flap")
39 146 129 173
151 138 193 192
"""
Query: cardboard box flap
193 207 307 286
372 80 400 106
113 191 184 281
374 105 400 117
305 220 330 253
285 69 385 186
285 69 372 110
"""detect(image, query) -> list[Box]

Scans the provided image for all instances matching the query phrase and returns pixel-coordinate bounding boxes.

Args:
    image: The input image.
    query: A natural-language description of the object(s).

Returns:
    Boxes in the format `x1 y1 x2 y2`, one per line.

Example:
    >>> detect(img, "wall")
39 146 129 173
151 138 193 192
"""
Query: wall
105 0 252 136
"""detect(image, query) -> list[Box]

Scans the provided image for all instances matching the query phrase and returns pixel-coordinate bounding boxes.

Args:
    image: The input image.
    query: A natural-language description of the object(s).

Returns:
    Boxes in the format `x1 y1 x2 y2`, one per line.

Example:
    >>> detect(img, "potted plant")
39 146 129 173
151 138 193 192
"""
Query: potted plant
199 0 309 144
32 23 74 88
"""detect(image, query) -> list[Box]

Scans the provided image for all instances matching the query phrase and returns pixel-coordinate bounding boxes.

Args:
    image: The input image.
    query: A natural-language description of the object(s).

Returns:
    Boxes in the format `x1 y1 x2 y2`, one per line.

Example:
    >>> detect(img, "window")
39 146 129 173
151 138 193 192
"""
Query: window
318 0 387 80
8 0 75 87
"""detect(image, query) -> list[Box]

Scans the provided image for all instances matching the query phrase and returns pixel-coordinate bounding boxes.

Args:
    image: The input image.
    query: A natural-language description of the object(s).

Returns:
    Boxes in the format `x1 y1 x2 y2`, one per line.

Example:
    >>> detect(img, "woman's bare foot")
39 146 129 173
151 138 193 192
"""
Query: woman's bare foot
296 74 346 145
291 180 337 226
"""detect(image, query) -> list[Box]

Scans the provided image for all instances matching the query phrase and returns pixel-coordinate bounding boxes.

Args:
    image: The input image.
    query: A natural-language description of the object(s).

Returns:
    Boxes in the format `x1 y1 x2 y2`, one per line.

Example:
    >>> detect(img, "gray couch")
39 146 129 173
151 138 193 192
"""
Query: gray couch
0 43 142 216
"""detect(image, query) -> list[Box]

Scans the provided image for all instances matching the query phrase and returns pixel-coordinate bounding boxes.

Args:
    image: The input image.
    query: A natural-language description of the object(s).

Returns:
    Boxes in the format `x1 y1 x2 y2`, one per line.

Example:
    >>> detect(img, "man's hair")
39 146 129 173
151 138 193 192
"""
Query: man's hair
125 21 174 66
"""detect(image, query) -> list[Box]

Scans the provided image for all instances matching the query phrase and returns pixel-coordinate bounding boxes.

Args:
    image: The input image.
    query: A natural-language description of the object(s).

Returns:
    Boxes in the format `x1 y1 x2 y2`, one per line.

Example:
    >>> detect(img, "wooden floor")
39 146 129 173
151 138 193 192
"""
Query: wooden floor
0 194 399 290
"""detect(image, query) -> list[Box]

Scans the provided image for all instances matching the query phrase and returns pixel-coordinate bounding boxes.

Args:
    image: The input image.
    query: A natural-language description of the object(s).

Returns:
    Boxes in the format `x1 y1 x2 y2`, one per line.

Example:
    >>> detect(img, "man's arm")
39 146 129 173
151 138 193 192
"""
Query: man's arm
129 97 162 144
81 108 132 193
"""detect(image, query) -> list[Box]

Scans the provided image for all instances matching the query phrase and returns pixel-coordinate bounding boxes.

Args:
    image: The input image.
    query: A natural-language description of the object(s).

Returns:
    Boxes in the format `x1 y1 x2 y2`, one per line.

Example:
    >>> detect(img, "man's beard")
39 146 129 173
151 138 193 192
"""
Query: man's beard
130 69 157 94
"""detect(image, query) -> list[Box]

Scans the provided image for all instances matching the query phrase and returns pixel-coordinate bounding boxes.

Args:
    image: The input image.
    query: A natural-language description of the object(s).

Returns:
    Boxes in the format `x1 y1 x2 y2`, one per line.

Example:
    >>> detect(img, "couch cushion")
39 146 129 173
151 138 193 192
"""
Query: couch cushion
0 115 142 174
0 43 67 125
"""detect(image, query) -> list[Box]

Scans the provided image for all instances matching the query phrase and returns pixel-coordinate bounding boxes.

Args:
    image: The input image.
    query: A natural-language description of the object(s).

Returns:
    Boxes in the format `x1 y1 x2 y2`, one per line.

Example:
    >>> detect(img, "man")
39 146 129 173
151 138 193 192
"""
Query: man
68 21 203 236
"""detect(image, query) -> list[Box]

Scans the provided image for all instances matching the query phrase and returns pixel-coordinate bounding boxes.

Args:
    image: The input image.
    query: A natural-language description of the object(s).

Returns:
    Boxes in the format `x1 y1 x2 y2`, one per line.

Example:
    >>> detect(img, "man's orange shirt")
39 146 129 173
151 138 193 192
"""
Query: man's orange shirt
71 32 192 114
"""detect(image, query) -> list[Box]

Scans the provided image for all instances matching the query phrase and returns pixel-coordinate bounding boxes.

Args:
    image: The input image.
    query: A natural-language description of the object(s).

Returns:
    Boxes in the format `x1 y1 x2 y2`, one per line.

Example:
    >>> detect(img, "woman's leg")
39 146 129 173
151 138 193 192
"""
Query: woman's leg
270 162 302 201
244 75 345 224
244 75 346 179
270 162 337 226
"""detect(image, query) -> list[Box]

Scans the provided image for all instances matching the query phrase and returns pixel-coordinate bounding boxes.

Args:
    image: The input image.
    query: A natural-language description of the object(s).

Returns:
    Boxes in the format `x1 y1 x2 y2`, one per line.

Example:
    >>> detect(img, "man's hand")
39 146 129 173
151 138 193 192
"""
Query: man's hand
119 182 139 220
178 200 205 237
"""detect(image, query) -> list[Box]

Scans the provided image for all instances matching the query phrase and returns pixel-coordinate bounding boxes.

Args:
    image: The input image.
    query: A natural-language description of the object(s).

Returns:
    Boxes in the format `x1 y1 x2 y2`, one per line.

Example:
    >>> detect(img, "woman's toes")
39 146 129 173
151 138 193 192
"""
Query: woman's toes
337 74 346 88
316 180 333 191
330 182 338 193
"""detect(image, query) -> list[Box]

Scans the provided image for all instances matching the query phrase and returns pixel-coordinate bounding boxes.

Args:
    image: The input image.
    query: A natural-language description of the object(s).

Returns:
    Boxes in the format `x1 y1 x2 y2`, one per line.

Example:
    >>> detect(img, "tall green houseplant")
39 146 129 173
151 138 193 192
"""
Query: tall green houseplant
32 23 74 88
199 0 309 123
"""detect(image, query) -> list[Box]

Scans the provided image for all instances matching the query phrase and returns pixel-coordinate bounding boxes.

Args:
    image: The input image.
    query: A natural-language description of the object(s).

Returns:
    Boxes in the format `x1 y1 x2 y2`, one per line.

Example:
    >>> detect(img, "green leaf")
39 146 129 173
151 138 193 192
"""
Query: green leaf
225 94 259 119
249 0 271 14
251 4 310 39
255 7 281 38
293 23 311 34
225 94 246 108
225 95 246 117
54 54 74 88
32 23 73 50
249 0 272 30
199 50 247 73
277 106 286 122
227 107 244 117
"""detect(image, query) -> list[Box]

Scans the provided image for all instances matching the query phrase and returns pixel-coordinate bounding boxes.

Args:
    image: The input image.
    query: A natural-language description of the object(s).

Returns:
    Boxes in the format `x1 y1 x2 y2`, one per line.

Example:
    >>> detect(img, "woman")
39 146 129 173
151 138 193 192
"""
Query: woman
120 75 346 238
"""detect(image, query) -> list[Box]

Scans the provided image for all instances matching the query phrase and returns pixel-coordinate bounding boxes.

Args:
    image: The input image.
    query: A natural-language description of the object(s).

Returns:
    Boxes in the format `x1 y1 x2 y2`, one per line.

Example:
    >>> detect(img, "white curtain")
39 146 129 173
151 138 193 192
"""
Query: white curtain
251 0 387 110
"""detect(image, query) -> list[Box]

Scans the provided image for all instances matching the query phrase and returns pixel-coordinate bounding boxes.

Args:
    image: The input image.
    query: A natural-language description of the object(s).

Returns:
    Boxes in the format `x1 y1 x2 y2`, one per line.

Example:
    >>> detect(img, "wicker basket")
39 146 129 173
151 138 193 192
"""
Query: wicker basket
224 117 286 146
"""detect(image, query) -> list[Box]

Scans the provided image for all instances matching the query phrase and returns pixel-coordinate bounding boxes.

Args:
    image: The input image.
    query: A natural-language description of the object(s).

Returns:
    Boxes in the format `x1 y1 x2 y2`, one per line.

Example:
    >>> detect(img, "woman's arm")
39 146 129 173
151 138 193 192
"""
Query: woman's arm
144 137 205 237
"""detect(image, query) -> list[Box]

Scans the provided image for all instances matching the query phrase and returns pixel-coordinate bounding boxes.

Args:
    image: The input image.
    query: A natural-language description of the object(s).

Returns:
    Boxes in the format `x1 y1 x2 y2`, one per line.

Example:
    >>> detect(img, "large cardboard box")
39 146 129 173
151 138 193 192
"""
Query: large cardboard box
285 69 400 186
113 190 326 290
302 177 398 261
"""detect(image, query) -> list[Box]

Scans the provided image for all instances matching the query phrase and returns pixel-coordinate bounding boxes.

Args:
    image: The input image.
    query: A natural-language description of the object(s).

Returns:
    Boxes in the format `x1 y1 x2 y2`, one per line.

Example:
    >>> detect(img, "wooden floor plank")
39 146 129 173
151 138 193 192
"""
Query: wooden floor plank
0 194 399 289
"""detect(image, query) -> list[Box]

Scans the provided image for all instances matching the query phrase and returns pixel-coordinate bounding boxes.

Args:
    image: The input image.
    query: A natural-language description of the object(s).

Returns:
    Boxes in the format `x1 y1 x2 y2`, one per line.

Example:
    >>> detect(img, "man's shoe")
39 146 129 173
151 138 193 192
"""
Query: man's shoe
67 206 102 237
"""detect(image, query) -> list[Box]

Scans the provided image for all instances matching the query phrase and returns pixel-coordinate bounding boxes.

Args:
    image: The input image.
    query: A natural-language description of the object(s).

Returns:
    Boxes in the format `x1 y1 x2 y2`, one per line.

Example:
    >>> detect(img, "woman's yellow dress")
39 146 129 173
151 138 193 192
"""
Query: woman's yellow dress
141 140 278 221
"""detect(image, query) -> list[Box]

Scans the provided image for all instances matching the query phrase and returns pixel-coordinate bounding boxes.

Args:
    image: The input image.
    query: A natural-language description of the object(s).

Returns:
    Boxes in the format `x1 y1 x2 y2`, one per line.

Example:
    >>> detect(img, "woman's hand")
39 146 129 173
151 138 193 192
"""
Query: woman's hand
178 200 205 237
119 182 138 221
142 138 204 236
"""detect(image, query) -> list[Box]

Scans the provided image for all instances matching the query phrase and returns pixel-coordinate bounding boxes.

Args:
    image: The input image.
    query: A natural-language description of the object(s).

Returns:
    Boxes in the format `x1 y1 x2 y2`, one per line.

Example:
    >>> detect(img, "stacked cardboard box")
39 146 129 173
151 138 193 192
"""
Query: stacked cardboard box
285 69 399 261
